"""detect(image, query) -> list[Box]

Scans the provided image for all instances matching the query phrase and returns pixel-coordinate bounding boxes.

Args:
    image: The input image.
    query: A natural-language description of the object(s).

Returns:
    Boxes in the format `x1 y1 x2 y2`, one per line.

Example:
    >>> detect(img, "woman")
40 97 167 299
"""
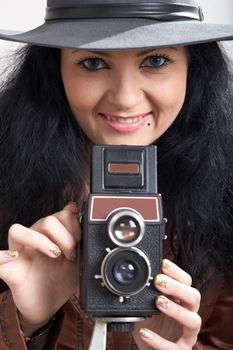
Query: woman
0 0 233 349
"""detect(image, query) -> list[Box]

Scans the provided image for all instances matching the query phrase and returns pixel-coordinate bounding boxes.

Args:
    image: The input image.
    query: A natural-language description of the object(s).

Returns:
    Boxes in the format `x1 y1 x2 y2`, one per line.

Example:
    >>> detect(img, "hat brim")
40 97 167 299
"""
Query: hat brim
0 19 233 50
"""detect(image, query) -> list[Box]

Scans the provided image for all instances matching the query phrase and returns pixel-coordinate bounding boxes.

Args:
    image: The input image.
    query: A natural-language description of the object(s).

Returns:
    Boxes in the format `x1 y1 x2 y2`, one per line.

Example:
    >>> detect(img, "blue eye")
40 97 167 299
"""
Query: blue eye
79 57 106 70
141 55 168 68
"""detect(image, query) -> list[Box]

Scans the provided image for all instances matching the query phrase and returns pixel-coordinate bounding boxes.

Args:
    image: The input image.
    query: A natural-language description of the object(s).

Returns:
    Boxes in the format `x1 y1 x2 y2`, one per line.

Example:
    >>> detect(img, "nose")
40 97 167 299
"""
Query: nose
105 71 144 111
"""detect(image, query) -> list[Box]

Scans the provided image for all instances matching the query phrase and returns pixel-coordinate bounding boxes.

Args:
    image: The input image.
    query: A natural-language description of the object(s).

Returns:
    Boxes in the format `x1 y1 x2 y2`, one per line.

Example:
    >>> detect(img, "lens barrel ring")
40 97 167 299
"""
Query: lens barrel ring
101 247 151 297
107 208 145 247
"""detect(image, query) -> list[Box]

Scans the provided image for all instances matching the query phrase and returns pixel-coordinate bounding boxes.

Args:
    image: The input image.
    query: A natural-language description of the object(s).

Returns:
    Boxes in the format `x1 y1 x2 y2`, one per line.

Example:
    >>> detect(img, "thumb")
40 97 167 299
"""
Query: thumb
0 250 19 284
0 250 18 262
63 201 80 215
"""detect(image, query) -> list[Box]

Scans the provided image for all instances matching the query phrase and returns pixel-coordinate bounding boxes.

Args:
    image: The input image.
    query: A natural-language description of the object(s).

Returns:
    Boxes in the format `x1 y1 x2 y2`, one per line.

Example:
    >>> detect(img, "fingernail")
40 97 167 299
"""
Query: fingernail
69 250 77 261
154 275 169 289
162 259 173 271
76 212 83 224
49 244 62 257
139 328 152 339
4 250 18 258
156 296 169 309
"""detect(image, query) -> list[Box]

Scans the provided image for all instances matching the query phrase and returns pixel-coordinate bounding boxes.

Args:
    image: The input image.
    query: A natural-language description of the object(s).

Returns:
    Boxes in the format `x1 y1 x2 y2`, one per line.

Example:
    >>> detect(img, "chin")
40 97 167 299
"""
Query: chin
96 136 154 146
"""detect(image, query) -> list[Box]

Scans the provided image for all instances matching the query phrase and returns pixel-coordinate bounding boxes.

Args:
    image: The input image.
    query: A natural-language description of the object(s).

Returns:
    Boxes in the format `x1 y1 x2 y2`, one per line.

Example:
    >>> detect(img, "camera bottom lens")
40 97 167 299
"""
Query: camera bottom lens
101 247 151 296
113 259 136 285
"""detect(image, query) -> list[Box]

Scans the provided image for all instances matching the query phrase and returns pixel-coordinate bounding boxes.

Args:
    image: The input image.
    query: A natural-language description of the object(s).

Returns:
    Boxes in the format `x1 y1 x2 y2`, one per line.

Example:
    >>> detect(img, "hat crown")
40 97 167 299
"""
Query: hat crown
1 0 233 49
47 0 199 7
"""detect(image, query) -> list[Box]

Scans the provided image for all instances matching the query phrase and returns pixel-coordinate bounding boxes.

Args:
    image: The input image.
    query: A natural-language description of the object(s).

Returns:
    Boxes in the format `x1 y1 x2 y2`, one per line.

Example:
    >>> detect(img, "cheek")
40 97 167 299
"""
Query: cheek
155 74 187 117
63 80 90 111
61 65 101 114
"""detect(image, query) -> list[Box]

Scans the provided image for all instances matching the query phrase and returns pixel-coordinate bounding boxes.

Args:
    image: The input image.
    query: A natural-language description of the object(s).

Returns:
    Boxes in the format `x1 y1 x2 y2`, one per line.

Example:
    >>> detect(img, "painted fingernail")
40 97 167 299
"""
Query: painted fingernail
49 244 62 257
156 296 169 309
139 328 152 339
154 275 169 288
76 212 83 224
162 259 173 271
4 250 18 258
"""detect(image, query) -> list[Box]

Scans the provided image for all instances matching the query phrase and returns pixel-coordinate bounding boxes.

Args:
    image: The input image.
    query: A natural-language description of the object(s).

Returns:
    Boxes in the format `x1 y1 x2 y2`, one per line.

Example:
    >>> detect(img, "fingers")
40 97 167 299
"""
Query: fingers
142 259 202 349
155 259 200 312
138 302 201 350
33 201 81 243
55 201 81 242
0 250 19 263
0 250 20 286
155 295 201 330
139 324 200 350
8 224 65 259
63 201 80 214
8 202 81 261
154 274 200 312
162 259 192 286
139 328 178 350
31 215 78 260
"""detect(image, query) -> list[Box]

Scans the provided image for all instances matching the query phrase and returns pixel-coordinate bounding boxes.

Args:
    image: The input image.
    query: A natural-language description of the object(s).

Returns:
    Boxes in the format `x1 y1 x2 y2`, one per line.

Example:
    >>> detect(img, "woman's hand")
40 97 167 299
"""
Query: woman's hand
133 259 201 350
0 202 81 336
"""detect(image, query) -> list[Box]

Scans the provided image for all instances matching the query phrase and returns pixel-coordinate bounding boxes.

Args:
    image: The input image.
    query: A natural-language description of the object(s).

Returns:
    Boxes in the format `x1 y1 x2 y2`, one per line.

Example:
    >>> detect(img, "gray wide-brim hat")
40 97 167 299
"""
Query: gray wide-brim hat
0 0 233 50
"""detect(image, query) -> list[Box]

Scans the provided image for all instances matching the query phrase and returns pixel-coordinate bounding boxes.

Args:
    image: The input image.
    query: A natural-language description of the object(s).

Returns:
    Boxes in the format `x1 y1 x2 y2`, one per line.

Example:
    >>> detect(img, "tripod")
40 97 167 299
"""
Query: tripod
88 317 144 350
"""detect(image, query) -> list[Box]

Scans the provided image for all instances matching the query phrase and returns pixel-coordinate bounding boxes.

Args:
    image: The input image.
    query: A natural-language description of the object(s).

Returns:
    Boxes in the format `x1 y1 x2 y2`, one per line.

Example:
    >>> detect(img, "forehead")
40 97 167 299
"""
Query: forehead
65 46 187 57
60 46 189 72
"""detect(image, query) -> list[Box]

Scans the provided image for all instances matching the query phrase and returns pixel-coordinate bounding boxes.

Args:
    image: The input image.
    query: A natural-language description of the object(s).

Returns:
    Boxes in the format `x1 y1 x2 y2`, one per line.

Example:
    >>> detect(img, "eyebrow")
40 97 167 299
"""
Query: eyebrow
71 47 177 57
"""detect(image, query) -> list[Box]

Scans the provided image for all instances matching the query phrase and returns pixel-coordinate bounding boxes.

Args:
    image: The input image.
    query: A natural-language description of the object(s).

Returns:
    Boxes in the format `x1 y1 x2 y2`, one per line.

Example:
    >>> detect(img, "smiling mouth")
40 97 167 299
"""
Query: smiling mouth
100 113 150 124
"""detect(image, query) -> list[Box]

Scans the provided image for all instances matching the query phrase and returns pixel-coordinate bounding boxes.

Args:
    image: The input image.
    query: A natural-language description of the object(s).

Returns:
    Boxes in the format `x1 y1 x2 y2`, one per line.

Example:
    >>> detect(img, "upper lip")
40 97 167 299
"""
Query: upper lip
100 112 150 119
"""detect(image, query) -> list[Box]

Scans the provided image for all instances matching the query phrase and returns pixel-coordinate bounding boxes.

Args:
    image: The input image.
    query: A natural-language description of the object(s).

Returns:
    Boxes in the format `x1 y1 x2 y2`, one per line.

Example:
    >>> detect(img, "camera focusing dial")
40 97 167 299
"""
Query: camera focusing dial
107 208 145 247
97 247 152 301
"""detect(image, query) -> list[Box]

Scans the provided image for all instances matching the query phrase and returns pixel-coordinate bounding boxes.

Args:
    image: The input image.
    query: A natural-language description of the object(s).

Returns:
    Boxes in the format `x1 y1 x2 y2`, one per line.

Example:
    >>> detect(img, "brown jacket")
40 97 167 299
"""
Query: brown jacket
0 230 232 350
0 270 232 350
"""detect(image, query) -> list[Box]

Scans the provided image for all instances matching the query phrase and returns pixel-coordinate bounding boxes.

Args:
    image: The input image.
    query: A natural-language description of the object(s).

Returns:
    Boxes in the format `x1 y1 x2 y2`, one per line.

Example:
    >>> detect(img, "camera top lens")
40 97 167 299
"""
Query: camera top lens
107 209 145 247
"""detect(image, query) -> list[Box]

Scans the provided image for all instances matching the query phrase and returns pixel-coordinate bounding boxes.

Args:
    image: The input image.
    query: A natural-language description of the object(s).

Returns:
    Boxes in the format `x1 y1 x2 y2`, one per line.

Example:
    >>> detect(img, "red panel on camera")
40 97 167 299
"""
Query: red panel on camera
90 196 160 222
108 163 140 174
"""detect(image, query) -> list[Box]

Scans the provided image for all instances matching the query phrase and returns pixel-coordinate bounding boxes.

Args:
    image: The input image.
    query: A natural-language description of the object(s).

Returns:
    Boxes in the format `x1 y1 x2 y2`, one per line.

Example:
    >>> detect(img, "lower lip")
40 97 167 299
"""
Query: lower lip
100 114 152 133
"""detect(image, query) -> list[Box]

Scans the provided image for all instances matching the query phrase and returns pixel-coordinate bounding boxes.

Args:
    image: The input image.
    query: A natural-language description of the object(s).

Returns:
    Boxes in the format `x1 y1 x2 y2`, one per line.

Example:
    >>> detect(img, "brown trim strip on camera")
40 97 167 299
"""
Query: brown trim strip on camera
90 196 161 222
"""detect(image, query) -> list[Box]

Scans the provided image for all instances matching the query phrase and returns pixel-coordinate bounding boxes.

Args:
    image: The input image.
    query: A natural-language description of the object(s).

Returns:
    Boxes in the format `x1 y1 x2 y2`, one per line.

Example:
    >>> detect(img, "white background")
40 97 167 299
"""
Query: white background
0 0 232 68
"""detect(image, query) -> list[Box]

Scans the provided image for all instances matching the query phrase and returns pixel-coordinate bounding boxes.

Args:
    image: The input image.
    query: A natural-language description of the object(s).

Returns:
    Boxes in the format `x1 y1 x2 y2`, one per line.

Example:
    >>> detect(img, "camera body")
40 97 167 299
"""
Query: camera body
80 145 166 318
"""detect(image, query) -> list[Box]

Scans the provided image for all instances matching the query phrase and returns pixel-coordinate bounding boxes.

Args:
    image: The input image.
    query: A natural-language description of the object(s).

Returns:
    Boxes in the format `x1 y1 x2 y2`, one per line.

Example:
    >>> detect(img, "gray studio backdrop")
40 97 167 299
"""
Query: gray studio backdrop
201 0 233 24
201 0 233 56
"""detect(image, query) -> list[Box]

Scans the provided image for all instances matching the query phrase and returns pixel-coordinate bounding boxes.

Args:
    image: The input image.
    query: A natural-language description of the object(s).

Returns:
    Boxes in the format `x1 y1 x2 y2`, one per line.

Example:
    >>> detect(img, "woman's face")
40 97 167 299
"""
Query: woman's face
61 46 188 145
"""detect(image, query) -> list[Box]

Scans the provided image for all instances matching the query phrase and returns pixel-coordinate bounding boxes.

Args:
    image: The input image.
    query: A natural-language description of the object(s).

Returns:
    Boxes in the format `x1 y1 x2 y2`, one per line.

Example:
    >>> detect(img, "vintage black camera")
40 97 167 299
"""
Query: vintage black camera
80 145 166 318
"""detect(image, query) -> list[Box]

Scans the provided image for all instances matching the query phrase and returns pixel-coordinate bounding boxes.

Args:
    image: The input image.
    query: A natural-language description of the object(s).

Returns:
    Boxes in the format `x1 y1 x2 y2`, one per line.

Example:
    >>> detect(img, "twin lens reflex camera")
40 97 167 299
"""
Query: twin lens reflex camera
80 145 166 320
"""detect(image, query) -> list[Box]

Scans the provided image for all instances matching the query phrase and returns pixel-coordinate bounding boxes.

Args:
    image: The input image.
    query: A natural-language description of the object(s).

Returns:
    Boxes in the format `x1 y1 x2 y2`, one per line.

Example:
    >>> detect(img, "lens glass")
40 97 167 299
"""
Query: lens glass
113 216 140 243
113 259 137 285
108 209 145 247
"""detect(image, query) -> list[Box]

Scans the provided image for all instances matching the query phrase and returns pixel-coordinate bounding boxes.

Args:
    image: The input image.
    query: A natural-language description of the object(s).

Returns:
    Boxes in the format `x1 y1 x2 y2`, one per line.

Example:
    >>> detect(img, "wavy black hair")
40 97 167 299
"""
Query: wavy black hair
156 43 233 286
0 43 232 287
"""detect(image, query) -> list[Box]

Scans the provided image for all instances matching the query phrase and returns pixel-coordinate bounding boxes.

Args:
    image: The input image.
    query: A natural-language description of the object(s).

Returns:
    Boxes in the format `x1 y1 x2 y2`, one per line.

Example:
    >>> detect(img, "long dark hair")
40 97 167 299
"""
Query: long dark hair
0 43 232 287
0 46 88 248
156 43 233 286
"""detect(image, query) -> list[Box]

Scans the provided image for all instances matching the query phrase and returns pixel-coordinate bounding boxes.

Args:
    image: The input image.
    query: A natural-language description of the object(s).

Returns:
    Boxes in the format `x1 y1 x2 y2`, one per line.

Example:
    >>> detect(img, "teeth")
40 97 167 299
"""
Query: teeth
105 115 144 124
